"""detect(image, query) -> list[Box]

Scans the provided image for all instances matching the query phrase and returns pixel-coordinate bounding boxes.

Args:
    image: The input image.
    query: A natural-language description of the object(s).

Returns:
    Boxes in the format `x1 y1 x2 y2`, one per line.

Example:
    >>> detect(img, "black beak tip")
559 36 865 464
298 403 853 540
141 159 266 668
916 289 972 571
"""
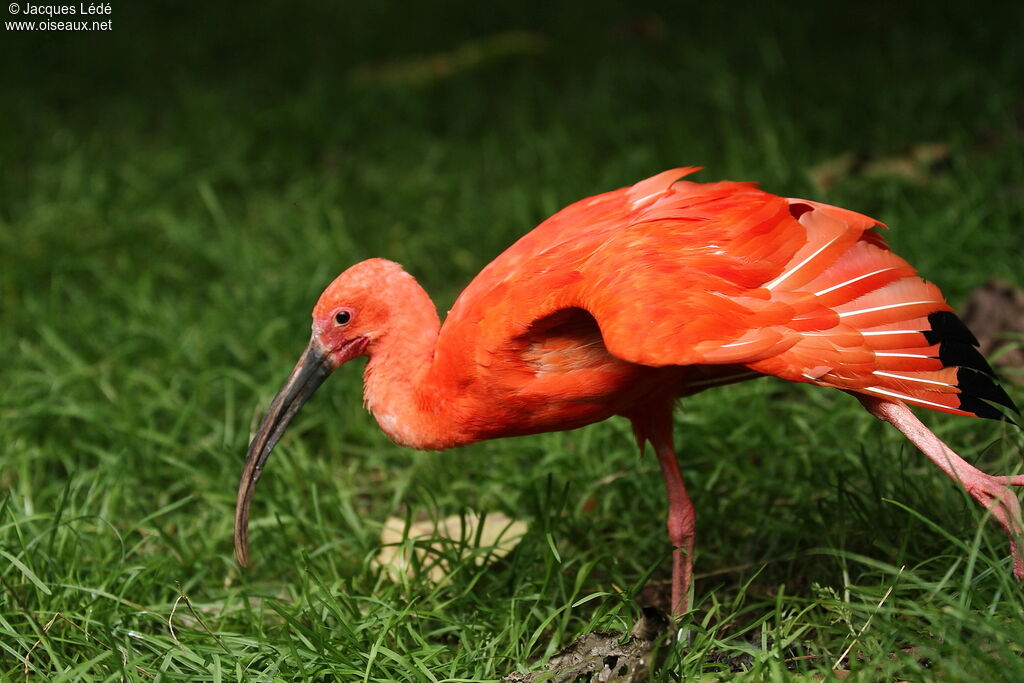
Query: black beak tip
232 340 333 567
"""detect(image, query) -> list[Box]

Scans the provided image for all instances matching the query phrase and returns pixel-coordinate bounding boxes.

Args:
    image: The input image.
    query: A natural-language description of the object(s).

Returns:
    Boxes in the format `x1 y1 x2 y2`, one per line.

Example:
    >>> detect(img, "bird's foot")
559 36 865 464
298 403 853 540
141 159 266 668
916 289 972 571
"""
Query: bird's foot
859 397 1024 580
962 471 1024 580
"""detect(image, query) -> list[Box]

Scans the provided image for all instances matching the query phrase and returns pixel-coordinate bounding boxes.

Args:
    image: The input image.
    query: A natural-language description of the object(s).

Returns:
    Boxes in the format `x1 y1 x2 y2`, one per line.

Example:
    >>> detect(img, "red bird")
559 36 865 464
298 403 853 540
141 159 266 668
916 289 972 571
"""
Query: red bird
234 168 1021 614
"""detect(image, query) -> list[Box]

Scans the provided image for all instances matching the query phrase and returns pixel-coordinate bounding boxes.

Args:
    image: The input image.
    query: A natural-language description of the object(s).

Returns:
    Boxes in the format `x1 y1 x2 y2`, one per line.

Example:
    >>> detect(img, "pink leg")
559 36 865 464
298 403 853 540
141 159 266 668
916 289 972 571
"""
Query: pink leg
650 431 697 615
860 396 1024 579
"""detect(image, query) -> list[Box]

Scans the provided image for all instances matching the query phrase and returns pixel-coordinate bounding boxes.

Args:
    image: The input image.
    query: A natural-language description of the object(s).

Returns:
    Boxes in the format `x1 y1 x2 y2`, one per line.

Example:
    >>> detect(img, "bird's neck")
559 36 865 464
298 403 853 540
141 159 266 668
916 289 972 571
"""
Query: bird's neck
360 277 462 450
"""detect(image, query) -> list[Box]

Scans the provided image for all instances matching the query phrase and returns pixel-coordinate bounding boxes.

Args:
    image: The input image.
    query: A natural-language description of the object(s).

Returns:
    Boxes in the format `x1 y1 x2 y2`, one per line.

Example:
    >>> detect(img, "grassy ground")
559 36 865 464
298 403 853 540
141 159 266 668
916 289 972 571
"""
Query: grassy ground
2 2 1024 680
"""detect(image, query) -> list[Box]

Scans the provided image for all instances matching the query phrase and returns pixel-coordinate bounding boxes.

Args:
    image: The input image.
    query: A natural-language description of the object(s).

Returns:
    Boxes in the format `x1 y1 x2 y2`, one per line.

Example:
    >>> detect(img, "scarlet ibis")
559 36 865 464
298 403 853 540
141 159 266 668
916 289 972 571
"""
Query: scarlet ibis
234 168 1020 614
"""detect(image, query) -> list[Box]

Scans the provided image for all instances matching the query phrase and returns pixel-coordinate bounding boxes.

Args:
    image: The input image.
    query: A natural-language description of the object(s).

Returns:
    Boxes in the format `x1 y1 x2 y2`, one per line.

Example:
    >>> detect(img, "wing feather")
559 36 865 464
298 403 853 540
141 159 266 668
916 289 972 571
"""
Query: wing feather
436 169 1016 421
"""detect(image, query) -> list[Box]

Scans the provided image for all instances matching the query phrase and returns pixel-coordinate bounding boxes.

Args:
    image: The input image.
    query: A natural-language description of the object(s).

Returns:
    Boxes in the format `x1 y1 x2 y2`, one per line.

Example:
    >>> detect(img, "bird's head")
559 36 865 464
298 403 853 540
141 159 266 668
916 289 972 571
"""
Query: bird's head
311 258 416 364
233 258 412 566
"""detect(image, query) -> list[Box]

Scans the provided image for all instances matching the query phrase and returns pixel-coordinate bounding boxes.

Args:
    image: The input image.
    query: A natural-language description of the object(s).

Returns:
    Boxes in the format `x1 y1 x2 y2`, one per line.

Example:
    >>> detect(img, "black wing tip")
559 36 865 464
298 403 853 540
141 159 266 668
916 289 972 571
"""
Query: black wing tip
940 341 996 377
957 367 1020 415
958 395 1020 426
924 311 994 376
928 312 1020 426
924 311 980 347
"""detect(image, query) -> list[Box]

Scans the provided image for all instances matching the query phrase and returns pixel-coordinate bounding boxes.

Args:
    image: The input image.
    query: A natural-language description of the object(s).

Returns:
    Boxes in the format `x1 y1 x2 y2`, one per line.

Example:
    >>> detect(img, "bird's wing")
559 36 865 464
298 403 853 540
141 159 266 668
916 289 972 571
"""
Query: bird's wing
441 169 1016 420
437 168 703 375
577 174 817 367
584 173 1015 420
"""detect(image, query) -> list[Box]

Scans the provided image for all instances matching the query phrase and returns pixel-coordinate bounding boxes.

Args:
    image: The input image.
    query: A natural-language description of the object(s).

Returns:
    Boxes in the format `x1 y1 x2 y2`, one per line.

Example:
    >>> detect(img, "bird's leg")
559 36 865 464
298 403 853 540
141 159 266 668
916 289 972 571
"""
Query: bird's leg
859 396 1024 579
648 428 696 615
630 402 696 615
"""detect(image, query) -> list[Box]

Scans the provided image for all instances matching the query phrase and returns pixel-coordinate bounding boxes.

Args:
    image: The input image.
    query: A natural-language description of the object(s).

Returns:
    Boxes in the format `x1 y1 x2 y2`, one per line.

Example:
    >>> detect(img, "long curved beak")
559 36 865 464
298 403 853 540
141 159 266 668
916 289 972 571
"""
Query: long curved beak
234 340 333 566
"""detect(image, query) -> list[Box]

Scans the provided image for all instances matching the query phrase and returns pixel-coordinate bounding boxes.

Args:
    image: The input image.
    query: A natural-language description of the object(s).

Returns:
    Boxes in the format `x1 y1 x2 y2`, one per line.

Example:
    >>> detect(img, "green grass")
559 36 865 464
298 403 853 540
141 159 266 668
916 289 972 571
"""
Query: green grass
2 1 1024 680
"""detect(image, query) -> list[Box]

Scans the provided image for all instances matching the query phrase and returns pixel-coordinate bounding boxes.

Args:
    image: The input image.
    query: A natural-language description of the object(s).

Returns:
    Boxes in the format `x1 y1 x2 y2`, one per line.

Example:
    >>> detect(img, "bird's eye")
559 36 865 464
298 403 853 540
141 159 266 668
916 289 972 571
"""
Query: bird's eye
335 311 351 325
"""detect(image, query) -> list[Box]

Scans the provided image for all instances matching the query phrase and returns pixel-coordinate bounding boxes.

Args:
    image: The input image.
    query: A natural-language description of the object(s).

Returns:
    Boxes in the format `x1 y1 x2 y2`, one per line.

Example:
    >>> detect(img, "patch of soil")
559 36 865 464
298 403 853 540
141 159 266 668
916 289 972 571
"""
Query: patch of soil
502 608 673 682
960 279 1024 377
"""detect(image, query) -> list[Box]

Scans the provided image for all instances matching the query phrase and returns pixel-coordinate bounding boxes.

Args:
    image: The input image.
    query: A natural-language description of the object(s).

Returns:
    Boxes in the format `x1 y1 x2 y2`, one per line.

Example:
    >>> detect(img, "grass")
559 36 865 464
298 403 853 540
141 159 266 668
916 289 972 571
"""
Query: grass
2 1 1024 680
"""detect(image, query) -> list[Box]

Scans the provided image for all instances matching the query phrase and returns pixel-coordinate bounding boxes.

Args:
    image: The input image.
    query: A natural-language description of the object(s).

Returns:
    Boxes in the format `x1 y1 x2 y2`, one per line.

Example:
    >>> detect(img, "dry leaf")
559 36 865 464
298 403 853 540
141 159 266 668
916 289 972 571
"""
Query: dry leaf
808 143 951 191
374 512 527 584
351 31 546 87
808 151 858 191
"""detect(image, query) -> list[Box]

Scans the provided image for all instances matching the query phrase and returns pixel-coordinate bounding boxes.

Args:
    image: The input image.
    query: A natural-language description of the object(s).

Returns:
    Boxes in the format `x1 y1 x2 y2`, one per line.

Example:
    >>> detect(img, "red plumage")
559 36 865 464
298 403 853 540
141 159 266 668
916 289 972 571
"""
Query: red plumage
235 168 1021 614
